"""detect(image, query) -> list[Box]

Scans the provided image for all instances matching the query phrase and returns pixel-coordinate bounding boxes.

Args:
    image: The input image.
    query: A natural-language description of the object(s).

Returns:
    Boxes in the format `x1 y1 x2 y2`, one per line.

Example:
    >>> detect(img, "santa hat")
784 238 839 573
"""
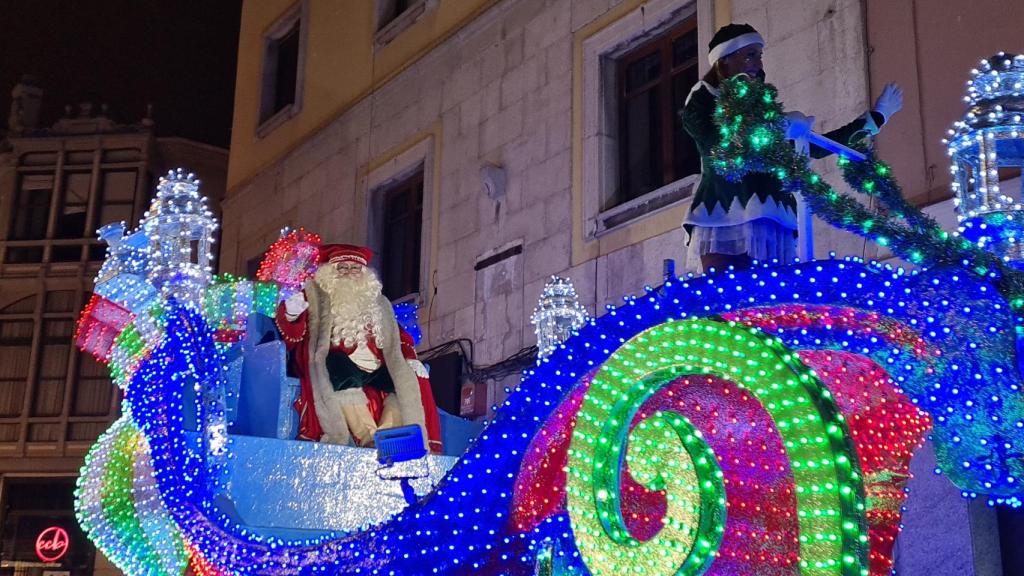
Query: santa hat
319 244 373 266
708 23 764 66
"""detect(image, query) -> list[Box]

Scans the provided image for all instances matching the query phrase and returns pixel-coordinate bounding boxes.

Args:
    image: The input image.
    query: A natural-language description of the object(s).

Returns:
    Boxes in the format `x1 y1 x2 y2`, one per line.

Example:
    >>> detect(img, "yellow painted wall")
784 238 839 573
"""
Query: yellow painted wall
714 0 730 29
228 0 497 191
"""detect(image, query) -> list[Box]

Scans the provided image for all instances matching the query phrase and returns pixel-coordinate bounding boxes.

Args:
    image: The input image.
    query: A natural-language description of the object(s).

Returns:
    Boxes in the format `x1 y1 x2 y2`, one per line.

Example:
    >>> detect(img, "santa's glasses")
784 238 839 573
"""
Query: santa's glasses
334 261 365 275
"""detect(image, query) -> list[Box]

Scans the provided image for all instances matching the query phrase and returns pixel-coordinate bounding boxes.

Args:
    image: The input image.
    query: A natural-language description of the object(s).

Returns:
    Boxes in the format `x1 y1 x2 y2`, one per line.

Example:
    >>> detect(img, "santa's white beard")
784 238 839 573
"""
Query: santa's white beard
314 265 386 348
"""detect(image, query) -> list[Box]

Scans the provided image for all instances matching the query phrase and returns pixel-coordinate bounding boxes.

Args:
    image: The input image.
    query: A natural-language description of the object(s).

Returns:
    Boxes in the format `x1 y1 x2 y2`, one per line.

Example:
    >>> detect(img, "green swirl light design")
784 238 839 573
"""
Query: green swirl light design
566 318 869 576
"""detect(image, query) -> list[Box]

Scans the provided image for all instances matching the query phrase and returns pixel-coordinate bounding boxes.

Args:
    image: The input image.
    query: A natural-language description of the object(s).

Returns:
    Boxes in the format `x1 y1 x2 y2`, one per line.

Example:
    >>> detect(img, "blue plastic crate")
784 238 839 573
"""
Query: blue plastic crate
374 425 426 465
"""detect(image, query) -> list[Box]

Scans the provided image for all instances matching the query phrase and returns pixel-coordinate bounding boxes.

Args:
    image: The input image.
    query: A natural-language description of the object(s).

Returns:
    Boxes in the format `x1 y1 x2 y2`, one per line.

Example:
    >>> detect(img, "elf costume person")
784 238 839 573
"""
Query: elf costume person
275 243 442 452
682 23 904 273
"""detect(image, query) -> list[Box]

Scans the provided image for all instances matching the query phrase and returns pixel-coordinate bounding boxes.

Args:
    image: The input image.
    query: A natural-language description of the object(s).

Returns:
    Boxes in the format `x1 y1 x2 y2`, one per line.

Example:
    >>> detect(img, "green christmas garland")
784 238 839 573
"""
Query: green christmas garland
709 76 1024 306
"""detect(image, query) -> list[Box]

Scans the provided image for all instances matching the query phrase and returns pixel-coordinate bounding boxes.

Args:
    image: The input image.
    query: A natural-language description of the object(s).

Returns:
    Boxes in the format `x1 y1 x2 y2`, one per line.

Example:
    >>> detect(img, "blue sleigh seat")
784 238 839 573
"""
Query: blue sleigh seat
229 313 300 439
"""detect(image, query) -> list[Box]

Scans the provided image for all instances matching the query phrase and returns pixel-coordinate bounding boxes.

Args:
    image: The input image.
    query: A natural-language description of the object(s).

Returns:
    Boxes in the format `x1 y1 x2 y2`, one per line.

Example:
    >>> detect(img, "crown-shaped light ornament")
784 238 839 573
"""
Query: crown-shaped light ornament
946 53 1024 263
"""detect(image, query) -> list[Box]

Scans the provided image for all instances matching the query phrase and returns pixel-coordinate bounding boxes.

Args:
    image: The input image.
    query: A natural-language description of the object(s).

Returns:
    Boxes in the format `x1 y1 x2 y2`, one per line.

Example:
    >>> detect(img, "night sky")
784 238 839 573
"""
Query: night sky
0 0 243 148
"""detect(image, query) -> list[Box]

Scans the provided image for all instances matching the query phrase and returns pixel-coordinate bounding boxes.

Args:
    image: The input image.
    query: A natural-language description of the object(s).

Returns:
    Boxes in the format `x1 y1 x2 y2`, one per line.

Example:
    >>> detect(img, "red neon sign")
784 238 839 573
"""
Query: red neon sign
35 526 69 562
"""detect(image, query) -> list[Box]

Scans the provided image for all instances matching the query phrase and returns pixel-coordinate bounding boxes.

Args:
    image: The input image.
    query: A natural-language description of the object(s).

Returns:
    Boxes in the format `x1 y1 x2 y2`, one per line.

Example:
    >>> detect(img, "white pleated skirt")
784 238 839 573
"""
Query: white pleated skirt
686 218 797 271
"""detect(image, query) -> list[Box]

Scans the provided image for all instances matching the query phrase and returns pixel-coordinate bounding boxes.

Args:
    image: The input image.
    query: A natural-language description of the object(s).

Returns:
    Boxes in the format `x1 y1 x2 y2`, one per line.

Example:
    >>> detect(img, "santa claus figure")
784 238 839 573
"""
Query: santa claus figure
275 244 442 452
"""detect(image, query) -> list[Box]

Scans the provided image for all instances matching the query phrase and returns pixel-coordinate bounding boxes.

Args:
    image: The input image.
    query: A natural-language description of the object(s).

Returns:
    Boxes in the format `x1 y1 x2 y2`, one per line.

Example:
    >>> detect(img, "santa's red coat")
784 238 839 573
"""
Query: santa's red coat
275 301 442 452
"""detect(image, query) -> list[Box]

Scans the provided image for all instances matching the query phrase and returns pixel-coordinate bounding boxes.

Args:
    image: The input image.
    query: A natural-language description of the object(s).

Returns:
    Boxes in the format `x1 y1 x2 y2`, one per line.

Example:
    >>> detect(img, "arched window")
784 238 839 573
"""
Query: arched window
1 294 37 313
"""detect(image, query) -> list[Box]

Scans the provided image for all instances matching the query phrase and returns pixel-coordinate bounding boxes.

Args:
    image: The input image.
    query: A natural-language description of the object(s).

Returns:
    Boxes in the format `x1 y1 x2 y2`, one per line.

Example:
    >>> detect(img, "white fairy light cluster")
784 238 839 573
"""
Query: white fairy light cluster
96 221 152 281
90 169 220 388
94 221 163 352
141 169 218 306
945 52 1024 261
530 276 590 358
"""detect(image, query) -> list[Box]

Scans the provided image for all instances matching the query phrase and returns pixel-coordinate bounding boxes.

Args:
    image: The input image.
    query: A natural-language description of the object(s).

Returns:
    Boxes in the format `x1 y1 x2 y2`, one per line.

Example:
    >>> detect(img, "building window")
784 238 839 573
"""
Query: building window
258 2 307 132
615 18 700 207
52 171 92 261
0 292 116 446
269 25 300 114
73 355 113 416
90 170 138 260
5 161 141 264
0 317 32 443
378 0 413 29
580 3 712 238
98 170 137 225
379 171 424 301
10 174 53 240
375 0 434 46
57 172 90 238
363 138 433 302
7 174 53 263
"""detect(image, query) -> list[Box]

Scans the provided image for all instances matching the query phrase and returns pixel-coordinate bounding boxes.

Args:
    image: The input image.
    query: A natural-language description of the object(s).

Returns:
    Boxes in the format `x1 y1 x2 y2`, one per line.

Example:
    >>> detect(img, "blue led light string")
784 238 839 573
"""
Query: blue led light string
117 258 1023 574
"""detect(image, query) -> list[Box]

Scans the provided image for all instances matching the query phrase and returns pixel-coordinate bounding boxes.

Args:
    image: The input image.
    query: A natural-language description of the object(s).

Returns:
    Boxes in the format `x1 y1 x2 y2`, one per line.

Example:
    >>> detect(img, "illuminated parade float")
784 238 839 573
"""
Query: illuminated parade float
72 56 1024 575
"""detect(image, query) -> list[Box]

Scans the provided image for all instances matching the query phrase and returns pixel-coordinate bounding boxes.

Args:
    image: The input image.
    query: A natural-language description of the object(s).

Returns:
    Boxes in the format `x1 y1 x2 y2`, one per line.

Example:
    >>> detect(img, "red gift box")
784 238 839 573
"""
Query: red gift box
75 295 134 362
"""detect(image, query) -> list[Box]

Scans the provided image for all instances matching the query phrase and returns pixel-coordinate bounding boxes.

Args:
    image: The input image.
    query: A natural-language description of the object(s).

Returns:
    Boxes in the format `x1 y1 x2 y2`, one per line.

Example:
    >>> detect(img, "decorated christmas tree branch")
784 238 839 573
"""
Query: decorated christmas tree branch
709 75 1024 305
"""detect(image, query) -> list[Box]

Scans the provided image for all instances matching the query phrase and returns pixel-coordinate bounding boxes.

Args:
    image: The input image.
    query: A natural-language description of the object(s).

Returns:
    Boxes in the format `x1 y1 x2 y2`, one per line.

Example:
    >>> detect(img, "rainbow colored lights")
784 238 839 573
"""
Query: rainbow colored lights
73 85 1024 574
76 256 1023 575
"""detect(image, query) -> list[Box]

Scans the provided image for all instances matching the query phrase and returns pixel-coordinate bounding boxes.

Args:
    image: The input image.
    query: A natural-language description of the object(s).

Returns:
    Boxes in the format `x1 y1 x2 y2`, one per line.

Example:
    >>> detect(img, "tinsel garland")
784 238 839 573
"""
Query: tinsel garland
709 76 1024 305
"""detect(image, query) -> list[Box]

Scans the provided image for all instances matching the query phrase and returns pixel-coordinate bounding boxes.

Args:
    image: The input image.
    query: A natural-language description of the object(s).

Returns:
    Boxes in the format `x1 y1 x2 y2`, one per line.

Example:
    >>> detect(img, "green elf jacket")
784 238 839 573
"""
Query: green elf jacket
681 81 883 234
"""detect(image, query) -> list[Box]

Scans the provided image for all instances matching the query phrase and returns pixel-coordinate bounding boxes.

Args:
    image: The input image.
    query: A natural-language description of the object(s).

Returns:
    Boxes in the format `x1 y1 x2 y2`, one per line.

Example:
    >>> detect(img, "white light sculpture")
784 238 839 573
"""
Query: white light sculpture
946 52 1024 262
141 169 218 306
531 276 589 358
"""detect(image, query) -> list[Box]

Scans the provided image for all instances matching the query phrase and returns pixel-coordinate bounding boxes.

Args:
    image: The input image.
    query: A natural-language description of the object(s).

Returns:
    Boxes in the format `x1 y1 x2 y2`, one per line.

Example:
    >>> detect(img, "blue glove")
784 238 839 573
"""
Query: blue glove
784 111 815 140
873 82 903 124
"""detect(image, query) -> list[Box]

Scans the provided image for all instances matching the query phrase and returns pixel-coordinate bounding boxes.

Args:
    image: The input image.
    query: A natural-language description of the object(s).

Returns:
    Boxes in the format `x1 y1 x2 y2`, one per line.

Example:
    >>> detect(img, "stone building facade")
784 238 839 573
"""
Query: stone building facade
0 80 228 576
222 0 878 407
221 1 1024 573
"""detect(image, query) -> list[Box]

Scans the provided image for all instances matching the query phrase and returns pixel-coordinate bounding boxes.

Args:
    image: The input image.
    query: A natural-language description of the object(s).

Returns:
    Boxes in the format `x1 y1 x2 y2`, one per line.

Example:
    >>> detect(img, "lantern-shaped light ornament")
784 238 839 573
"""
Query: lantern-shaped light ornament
531 276 589 358
140 169 218 306
947 52 1024 263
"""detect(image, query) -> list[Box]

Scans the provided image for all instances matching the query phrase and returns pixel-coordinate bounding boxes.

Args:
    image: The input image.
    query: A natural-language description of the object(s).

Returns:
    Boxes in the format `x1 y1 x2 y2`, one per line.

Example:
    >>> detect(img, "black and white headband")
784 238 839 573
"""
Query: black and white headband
708 31 765 65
